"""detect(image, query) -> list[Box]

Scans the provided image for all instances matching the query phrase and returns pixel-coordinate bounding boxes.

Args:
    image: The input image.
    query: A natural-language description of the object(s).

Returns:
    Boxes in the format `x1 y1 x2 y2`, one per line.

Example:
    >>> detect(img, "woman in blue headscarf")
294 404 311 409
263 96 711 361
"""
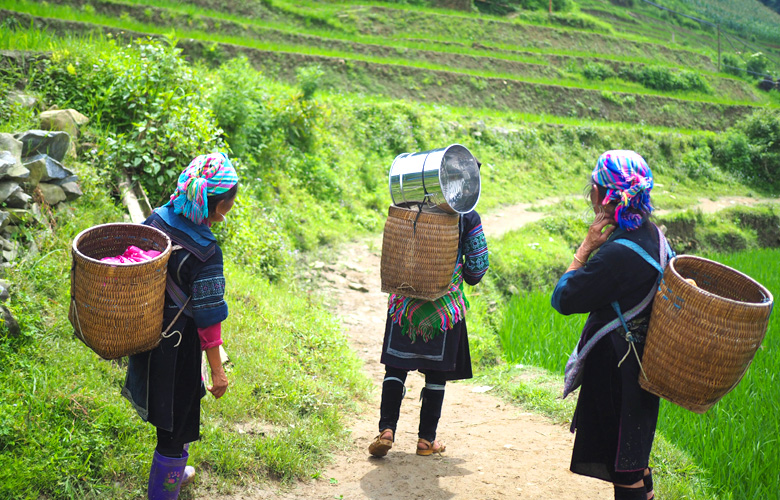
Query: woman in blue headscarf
122 153 239 500
551 151 673 500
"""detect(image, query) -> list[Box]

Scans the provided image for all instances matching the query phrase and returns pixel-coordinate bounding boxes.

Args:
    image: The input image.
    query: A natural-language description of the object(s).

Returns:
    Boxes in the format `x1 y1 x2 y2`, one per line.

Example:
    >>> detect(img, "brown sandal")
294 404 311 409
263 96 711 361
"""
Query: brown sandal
416 438 446 456
368 429 394 457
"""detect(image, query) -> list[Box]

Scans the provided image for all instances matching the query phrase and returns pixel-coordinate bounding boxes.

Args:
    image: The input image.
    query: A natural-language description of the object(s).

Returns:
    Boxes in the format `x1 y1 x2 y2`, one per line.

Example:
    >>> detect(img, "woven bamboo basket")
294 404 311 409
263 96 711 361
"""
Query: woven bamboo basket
380 205 460 301
68 223 172 360
641 255 773 413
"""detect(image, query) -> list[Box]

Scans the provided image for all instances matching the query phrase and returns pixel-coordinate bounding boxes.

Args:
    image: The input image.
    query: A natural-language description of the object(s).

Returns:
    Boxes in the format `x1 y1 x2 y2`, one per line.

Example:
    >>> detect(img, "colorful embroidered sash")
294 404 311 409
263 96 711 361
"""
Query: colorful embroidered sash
388 261 468 343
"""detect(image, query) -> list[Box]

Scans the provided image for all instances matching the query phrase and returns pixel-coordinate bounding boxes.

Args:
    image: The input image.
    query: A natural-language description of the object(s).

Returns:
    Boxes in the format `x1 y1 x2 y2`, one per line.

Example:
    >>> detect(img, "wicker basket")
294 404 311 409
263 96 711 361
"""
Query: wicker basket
68 223 172 360
380 205 459 301
641 255 773 413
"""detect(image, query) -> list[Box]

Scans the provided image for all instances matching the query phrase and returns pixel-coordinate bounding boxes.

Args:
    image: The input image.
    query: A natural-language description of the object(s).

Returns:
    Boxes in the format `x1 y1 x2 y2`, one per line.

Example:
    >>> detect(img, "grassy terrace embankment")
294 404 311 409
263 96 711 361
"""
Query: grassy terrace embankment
0 7 767 131
30 0 769 104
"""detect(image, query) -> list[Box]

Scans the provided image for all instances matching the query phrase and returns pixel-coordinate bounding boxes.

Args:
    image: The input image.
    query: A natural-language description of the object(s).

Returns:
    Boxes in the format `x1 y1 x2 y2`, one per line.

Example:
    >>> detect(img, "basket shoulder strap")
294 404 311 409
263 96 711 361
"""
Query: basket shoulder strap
613 239 664 274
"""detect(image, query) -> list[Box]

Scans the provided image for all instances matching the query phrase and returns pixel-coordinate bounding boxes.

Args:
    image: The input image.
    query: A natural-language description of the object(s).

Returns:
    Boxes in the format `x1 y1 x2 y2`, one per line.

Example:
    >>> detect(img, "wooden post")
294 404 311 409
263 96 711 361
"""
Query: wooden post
549 0 552 15
119 175 146 224
717 25 721 73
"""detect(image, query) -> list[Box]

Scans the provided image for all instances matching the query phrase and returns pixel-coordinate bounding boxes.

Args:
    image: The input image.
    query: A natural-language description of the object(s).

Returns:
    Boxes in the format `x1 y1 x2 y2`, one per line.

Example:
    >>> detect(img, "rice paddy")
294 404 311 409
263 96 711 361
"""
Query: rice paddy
499 248 780 499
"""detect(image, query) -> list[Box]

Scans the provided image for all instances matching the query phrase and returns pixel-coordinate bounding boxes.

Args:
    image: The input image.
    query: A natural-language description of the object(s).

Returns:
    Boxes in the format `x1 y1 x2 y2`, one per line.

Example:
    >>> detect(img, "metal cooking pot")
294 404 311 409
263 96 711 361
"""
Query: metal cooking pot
388 144 481 214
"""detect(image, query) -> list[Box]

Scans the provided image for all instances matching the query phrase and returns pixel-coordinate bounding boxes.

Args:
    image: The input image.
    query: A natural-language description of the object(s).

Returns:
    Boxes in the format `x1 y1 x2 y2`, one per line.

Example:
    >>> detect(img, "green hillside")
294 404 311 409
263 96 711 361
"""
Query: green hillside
1 0 779 498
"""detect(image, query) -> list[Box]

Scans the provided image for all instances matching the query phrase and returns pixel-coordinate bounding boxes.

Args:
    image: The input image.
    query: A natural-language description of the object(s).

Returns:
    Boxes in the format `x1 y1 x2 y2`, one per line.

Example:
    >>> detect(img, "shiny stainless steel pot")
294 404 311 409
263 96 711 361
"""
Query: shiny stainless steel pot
388 144 481 214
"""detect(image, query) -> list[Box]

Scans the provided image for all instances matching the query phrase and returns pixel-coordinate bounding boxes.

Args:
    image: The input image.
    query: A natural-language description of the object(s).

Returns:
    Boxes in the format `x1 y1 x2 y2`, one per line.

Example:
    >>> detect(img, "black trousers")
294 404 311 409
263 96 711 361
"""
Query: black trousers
378 366 447 442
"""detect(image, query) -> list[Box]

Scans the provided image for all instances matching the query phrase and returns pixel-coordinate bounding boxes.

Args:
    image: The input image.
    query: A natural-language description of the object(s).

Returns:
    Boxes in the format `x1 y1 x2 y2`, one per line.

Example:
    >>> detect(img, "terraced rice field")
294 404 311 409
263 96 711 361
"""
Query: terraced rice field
2 0 778 130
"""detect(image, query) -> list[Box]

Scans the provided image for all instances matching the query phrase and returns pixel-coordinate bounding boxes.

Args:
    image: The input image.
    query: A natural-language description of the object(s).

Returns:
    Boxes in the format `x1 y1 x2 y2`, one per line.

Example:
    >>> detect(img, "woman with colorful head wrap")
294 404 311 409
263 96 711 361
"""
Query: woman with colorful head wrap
551 151 673 500
122 153 238 500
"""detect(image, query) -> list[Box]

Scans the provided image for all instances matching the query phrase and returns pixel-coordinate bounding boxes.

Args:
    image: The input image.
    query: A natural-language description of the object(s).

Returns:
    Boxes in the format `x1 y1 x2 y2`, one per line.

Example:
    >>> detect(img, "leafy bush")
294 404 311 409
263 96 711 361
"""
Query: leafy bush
582 62 615 81
746 52 770 78
474 0 570 15
713 109 780 189
622 65 710 93
214 196 292 281
39 38 225 205
722 53 746 76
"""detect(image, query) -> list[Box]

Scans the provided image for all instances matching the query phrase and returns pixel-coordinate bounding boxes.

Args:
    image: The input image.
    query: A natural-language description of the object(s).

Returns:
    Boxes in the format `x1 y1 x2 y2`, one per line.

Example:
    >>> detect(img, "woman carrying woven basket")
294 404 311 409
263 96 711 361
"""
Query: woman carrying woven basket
369 209 489 457
122 153 238 500
551 151 673 500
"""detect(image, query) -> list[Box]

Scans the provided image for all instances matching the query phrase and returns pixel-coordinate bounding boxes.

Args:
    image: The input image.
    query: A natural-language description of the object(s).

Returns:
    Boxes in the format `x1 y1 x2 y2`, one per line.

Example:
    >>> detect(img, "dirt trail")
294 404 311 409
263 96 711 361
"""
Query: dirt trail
258 235 611 500
220 195 772 500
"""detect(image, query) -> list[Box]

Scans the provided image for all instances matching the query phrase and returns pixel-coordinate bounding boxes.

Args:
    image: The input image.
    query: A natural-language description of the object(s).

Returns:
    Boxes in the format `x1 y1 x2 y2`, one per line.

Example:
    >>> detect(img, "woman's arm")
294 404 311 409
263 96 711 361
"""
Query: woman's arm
205 344 228 399
462 211 489 286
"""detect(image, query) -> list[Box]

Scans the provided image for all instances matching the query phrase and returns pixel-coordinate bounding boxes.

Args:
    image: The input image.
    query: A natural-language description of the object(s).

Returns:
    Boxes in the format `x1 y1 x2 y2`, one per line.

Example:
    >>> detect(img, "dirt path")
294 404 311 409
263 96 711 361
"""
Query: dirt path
220 195 774 500
257 236 611 500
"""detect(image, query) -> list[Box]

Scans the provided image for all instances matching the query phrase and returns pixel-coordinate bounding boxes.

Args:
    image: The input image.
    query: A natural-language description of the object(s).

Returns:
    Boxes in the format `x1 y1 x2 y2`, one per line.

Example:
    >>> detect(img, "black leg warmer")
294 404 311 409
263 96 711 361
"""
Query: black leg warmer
644 469 654 498
418 384 445 442
613 485 647 500
378 368 407 434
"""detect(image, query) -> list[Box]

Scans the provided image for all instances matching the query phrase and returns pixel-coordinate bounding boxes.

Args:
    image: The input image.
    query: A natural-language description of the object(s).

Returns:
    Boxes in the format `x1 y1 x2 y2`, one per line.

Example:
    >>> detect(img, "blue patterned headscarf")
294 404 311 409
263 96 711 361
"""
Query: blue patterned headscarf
591 150 653 231
167 153 238 225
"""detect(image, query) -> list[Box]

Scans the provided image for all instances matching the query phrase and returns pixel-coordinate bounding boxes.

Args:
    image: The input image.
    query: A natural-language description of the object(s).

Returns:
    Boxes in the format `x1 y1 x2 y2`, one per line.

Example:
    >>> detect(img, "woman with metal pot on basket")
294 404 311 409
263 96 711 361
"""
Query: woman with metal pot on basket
369 165 489 458
551 150 673 500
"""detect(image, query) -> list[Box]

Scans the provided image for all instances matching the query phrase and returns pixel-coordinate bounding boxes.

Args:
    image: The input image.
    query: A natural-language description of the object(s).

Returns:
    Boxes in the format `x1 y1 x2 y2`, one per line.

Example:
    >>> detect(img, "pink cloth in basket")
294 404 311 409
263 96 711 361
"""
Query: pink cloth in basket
100 245 162 265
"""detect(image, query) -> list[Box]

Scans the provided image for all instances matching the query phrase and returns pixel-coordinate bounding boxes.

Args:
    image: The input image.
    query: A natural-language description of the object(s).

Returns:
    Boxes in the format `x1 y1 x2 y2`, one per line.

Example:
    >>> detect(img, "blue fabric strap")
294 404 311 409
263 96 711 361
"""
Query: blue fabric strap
612 239 664 274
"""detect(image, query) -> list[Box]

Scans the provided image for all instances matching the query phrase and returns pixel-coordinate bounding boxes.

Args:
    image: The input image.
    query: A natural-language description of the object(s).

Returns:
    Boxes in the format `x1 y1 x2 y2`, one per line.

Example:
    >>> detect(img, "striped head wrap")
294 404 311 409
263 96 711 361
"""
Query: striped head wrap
591 150 653 231
168 152 238 225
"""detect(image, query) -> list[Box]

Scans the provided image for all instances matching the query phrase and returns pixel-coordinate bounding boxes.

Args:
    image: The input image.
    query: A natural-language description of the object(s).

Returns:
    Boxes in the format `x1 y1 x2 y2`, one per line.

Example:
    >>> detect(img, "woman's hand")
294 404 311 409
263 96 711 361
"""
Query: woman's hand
205 345 228 399
567 216 616 272
580 216 616 257
208 366 229 399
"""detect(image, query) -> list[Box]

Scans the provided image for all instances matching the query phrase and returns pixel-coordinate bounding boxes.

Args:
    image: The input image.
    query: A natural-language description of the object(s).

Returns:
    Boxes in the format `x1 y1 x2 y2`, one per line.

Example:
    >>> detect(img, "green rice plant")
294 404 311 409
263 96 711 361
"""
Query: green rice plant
655 248 780 500
497 247 780 499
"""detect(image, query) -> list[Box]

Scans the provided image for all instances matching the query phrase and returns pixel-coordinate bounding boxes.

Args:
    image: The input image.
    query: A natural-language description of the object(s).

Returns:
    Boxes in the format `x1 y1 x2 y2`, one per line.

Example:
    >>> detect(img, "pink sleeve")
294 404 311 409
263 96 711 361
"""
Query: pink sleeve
197 323 223 351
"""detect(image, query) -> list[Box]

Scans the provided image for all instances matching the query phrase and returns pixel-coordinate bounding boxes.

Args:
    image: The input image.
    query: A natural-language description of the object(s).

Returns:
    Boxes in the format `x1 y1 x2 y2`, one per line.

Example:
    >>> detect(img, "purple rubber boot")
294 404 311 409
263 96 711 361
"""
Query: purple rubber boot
147 449 189 500
181 443 195 486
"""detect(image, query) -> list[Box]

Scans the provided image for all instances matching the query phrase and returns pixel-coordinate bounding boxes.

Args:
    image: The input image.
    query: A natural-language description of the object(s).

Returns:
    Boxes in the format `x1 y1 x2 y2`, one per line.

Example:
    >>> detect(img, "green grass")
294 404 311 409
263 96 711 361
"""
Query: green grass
5 0 775 109
0 162 369 498
497 248 780 499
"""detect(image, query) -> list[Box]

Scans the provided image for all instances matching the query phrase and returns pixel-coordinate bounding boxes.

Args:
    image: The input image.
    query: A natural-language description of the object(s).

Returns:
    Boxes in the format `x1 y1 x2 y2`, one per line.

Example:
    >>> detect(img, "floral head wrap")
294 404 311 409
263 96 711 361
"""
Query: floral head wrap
591 150 653 231
168 152 238 225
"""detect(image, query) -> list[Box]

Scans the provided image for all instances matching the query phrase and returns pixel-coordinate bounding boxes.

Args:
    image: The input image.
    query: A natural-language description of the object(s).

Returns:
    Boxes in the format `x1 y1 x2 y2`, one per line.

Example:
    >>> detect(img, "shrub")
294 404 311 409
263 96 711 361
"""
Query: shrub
722 53 746 76
582 62 615 81
746 52 770 78
713 109 780 189
40 38 224 205
623 65 709 93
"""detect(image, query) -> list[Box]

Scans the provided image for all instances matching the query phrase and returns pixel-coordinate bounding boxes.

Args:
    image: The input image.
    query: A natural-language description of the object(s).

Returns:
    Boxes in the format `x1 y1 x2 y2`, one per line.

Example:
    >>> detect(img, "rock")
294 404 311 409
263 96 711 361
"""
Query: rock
15 130 71 162
50 174 79 186
24 239 39 261
0 152 18 176
37 183 66 205
22 154 73 182
0 237 13 252
0 212 9 232
0 183 22 205
2 241 18 262
0 285 9 303
20 157 46 187
0 134 23 163
59 181 83 201
0 280 11 291
1 305 21 337
39 109 87 138
6 208 38 226
7 91 38 109
348 282 369 293
4 189 31 209
7 165 33 185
